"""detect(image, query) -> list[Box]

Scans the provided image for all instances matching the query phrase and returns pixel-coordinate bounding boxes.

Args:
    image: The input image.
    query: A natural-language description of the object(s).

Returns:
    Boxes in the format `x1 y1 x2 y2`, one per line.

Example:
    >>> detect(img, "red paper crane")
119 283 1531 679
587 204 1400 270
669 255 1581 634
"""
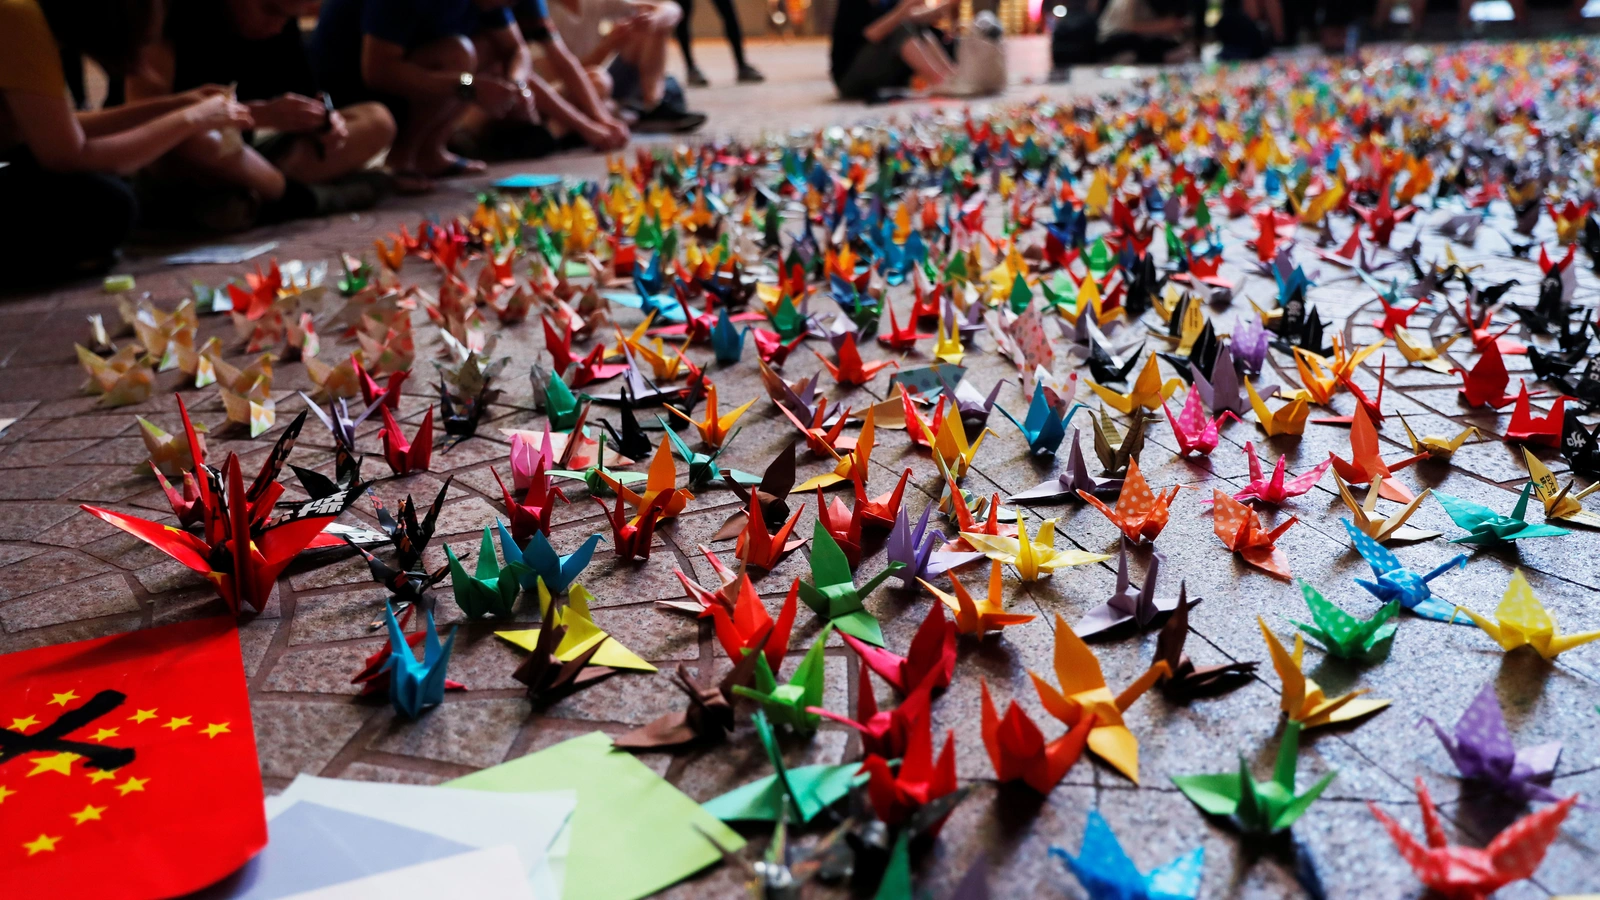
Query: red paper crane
352 604 466 696
355 356 408 409
839 601 957 696
710 575 797 671
542 317 628 387
812 665 937 760
851 465 911 532
980 679 1094 794
1457 295 1525 355
1369 778 1576 900
1078 458 1178 544
816 488 866 566
734 492 805 570
878 304 931 351
227 259 282 321
1352 189 1417 246
1506 383 1567 448
861 709 958 831
1371 294 1426 338
750 327 805 365
379 404 433 475
665 544 741 616
1328 406 1426 503
815 333 896 387
1454 342 1523 409
1211 489 1297 580
775 397 854 457
493 463 567 544
596 492 668 562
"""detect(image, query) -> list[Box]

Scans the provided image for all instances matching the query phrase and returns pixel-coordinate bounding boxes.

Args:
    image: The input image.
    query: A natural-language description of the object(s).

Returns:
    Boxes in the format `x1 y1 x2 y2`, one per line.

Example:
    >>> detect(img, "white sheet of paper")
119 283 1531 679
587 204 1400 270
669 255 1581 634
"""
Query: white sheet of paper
281 845 532 900
166 241 280 266
267 776 576 900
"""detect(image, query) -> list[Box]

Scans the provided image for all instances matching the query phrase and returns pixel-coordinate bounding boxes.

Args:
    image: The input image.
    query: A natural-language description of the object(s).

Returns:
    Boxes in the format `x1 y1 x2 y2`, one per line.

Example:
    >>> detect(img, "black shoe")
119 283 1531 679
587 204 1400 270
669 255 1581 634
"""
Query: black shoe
632 103 707 134
686 66 709 87
736 64 764 84
309 171 389 216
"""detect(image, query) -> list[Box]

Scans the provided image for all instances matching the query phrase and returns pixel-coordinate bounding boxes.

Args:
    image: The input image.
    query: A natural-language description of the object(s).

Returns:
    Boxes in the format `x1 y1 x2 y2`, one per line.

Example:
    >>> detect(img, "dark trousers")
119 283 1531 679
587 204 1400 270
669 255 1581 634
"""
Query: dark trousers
0 149 137 285
674 0 748 69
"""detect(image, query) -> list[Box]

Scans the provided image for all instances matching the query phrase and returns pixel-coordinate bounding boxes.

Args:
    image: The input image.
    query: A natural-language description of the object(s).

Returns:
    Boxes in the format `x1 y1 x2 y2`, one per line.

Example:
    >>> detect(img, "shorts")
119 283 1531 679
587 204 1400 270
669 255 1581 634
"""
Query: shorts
834 24 921 100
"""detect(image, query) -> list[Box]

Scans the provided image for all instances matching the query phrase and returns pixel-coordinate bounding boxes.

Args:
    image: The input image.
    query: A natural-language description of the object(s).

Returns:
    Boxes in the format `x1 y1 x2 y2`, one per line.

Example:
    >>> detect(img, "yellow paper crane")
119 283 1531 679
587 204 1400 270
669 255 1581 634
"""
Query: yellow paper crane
1029 615 1170 783
1522 448 1600 528
1247 378 1308 437
664 381 754 450
911 403 989 478
960 517 1109 581
1087 354 1183 414
1452 569 1600 660
1398 415 1476 460
933 315 964 365
609 313 657 361
1292 348 1341 405
919 560 1036 636
1393 328 1459 374
795 406 877 492
626 334 691 382
496 579 656 671
599 434 693 519
1334 473 1437 543
1061 273 1119 326
1259 618 1388 730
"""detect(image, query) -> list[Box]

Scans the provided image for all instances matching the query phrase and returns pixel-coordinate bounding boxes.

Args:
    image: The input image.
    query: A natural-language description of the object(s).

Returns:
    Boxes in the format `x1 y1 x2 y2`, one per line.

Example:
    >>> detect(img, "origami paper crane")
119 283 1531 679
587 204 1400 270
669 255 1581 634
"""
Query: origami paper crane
599 434 694 520
1233 442 1331 506
1010 427 1122 504
1434 483 1572 546
1370 778 1575 900
1327 406 1426 504
594 492 667 562
1171 720 1335 834
1049 810 1204 900
933 315 965 365
1246 377 1309 437
962 516 1110 581
1393 327 1459 375
921 560 1037 636
702 711 865 823
497 579 656 671
490 518 598 596
1092 408 1147 477
1088 353 1183 414
710 308 747 364
351 602 465 698
1454 341 1522 409
884 503 981 589
542 316 627 387
1506 382 1566 448
1078 459 1178 544
663 381 754 449
918 401 990 478
1078 544 1181 638
980 678 1094 794
709 575 797 673
1155 587 1257 702
1351 190 1417 246
614 655 759 750
1289 579 1399 661
1522 448 1600 528
811 659 936 759
798 518 901 645
860 705 959 830
503 599 616 705
844 599 958 697
1212 490 1297 580
1260 619 1389 729
1030 615 1171 783
1451 568 1600 660
378 405 433 476
378 601 456 719
662 420 758 492
998 384 1074 456
731 625 831 732
447 527 528 619
1340 520 1465 625
1162 390 1235 456
1397 416 1477 460
796 405 880 493
1422 681 1564 804
815 332 895 387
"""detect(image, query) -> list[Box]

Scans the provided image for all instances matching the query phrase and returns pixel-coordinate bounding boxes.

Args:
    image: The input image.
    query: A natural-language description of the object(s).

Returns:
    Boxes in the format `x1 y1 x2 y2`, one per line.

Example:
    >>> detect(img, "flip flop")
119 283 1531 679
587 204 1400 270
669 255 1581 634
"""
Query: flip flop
429 156 488 178
390 170 434 195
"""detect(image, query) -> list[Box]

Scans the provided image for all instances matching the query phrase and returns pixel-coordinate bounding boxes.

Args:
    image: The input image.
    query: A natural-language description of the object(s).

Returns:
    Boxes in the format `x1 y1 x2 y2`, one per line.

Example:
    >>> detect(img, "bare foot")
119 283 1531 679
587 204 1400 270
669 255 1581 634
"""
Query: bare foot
420 152 487 178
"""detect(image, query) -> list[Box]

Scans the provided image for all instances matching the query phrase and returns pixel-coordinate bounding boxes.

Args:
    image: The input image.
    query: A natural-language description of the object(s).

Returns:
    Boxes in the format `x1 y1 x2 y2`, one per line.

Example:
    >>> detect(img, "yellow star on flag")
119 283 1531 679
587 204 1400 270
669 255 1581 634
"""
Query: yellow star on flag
162 716 191 732
115 776 149 796
0 785 14 803
69 804 106 825
88 728 119 743
201 722 230 739
86 771 116 785
8 715 39 732
128 709 157 724
48 691 79 707
23 834 60 856
26 753 79 777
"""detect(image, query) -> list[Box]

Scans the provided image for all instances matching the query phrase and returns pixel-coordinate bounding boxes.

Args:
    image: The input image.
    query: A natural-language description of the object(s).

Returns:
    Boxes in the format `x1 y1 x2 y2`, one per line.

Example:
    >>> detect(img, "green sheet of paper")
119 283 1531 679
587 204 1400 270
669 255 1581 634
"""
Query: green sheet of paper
447 731 745 900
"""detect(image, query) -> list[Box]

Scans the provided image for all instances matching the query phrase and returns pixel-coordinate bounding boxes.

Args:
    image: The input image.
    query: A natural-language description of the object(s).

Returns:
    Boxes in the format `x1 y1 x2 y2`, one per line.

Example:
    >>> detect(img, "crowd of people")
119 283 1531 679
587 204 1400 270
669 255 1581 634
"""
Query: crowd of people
0 0 1589 284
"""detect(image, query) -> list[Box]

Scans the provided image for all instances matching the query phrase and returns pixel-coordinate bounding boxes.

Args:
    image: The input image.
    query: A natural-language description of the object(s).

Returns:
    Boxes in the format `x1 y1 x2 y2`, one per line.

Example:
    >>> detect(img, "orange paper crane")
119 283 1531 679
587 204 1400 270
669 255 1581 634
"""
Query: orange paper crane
919 560 1035 636
775 396 854 458
1077 458 1179 544
599 434 694 519
795 405 877 492
1029 615 1170 783
814 332 896 386
1212 489 1297 580
734 492 806 570
980 679 1095 795
1327 405 1427 503
663 381 754 449
1370 778 1576 900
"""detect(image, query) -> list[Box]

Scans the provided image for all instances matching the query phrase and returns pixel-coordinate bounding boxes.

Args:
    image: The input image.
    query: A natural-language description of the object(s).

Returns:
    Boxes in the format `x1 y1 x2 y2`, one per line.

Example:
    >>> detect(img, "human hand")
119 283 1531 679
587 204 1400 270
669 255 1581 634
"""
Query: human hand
319 108 349 152
581 116 629 151
185 94 254 132
178 84 234 104
251 93 327 132
473 74 521 117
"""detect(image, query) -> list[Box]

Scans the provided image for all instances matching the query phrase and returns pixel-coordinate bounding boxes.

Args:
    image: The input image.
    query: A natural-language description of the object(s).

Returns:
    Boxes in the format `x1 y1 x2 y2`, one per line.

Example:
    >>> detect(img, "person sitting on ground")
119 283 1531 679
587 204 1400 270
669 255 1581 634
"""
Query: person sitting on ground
310 0 550 191
830 0 960 102
127 0 397 232
548 0 706 133
0 0 252 281
1095 0 1194 64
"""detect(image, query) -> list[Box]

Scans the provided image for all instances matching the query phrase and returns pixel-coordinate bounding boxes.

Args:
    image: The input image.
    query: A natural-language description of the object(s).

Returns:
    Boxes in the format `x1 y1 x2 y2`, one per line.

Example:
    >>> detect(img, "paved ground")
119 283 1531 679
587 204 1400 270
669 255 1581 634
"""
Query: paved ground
4 36 1600 900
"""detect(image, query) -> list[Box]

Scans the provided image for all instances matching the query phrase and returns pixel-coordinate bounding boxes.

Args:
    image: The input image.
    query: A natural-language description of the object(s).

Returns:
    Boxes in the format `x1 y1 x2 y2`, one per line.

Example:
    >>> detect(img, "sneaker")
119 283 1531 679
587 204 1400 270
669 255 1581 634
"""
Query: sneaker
632 103 707 134
736 64 765 84
686 66 709 88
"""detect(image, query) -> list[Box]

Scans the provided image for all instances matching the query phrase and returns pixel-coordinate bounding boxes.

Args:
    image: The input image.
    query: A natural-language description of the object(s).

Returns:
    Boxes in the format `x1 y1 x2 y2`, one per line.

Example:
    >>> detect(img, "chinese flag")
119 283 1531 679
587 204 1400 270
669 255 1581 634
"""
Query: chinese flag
0 616 266 899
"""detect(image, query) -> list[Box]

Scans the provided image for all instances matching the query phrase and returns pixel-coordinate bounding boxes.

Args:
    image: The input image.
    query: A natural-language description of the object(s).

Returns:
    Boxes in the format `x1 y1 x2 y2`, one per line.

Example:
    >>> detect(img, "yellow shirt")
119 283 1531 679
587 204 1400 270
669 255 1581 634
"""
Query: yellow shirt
0 0 66 97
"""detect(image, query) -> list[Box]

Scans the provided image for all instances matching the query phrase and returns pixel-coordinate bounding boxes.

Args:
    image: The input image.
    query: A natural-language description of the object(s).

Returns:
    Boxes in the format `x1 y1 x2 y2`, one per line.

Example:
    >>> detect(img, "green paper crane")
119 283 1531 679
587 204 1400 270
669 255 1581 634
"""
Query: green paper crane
1288 580 1399 661
548 431 647 497
544 370 582 431
660 417 758 490
1008 272 1033 315
768 294 809 340
1171 721 1336 835
731 625 830 733
448 527 530 619
1084 238 1114 278
873 832 913 900
700 709 865 823
798 520 902 646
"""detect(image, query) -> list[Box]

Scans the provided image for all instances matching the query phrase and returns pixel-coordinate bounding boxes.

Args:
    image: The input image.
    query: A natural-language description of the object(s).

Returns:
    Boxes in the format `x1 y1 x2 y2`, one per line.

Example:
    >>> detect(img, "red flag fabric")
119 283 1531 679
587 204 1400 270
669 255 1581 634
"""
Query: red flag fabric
0 616 265 900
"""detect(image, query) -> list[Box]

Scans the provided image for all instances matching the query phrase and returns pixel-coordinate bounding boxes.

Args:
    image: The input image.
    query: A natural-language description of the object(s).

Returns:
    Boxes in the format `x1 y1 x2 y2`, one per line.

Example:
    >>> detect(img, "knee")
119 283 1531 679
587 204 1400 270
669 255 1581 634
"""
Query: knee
654 5 682 29
177 129 230 165
348 101 398 149
414 34 477 72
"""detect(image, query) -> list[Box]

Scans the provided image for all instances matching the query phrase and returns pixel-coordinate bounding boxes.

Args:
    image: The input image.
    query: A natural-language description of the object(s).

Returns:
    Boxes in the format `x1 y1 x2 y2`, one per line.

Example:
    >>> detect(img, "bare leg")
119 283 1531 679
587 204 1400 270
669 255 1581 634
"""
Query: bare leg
618 25 672 107
168 130 287 200
389 35 481 183
900 34 955 88
274 102 396 184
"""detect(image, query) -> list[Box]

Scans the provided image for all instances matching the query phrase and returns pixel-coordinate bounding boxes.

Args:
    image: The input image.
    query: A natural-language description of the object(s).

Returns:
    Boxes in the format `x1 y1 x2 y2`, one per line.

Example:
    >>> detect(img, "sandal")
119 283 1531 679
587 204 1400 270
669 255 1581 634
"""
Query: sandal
390 170 434 195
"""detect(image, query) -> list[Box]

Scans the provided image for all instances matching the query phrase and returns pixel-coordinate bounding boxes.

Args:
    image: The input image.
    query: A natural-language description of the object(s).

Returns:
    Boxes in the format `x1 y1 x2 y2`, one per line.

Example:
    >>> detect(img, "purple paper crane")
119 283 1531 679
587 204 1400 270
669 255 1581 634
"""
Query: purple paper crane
884 503 981 589
1422 682 1564 803
1230 318 1269 377
1009 426 1123 504
1191 343 1273 418
1076 543 1181 637
946 379 1004 431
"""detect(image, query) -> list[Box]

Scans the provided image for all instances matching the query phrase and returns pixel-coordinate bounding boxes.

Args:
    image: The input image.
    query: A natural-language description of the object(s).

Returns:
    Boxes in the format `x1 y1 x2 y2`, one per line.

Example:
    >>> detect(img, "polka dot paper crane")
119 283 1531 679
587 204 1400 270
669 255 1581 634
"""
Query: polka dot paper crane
1451 569 1600 660
1077 458 1179 545
1211 489 1298 580
1259 617 1389 730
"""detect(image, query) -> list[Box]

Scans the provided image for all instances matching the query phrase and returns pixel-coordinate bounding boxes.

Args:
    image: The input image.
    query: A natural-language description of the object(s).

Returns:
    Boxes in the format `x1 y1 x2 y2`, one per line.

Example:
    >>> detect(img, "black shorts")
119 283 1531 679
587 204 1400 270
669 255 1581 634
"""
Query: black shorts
833 23 922 100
